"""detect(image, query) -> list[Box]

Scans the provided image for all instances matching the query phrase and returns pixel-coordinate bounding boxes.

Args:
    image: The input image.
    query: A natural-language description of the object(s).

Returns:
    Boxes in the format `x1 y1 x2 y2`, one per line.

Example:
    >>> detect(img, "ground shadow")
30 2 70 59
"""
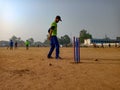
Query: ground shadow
70 58 120 65
81 58 120 61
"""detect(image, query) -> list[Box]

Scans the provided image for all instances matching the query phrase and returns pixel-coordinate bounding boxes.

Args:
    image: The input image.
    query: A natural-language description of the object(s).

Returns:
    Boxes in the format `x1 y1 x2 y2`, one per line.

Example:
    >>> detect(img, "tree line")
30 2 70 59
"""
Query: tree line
0 29 93 47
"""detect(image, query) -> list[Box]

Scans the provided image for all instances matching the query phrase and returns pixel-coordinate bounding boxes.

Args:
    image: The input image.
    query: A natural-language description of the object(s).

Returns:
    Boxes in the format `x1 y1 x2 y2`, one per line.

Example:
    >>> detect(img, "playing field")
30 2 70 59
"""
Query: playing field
0 47 120 90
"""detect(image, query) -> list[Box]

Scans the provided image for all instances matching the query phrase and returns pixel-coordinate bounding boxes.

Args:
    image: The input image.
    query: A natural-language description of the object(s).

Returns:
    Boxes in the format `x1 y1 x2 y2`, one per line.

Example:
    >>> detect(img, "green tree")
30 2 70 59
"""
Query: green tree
43 35 50 46
10 35 25 46
79 29 92 43
44 34 71 47
43 39 50 46
116 37 120 40
59 35 71 46
28 38 34 46
10 35 18 42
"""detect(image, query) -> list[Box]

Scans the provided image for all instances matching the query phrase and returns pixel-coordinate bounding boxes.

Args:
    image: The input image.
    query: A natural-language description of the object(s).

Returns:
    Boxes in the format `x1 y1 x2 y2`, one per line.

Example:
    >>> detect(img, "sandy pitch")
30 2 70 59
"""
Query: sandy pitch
0 47 120 90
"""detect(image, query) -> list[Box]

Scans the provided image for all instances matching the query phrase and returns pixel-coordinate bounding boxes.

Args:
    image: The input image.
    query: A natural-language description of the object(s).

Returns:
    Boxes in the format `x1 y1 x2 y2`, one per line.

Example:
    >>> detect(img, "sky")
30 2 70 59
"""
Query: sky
0 0 120 42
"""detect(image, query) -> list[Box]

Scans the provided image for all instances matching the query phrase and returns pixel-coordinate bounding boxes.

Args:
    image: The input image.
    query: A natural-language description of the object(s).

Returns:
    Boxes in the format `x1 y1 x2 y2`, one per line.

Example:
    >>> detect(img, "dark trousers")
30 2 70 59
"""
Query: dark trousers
48 36 60 58
26 45 29 50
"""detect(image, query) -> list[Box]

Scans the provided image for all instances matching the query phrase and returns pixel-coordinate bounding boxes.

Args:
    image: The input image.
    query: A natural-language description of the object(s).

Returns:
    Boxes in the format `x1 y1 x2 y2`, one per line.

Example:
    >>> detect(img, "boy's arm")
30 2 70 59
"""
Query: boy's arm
49 29 53 37
48 26 55 40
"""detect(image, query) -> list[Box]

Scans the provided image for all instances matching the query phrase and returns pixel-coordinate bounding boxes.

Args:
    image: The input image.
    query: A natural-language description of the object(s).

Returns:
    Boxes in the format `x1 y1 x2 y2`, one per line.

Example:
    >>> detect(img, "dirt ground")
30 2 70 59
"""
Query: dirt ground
0 47 120 90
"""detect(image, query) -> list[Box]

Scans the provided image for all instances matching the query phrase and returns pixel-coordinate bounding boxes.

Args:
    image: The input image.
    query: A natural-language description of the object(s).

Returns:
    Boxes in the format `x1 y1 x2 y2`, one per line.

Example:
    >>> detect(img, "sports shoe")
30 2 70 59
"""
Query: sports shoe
56 56 62 60
47 56 53 59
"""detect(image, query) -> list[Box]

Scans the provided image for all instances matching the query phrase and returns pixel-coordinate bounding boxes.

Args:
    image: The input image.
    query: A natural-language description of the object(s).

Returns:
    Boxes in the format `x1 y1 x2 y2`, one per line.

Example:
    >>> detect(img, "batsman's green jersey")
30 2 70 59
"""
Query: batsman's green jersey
51 21 57 36
25 41 29 46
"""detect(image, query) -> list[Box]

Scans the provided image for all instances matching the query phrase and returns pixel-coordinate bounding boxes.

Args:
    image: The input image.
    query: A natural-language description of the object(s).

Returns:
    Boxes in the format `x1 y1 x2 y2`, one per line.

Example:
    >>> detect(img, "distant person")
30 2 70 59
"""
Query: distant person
15 41 18 49
47 15 62 59
93 43 96 48
37 44 40 47
25 40 29 50
9 40 14 50
101 43 104 48
108 43 111 48
115 43 117 47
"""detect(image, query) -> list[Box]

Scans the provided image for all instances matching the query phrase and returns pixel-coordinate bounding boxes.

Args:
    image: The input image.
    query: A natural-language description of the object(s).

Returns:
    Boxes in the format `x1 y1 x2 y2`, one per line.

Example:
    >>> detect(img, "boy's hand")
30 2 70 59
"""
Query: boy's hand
47 29 53 40
47 35 51 40
48 36 51 40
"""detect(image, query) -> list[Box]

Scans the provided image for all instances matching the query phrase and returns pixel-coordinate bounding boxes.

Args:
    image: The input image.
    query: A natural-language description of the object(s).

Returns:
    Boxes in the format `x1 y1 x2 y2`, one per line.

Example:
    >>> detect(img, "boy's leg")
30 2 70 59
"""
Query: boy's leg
54 36 60 58
48 45 55 58
26 45 29 50
48 37 55 58
56 44 59 58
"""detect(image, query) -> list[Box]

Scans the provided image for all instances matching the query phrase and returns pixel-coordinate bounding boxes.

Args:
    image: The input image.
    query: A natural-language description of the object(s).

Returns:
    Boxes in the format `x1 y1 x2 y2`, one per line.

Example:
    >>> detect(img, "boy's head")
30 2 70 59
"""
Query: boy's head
55 15 62 23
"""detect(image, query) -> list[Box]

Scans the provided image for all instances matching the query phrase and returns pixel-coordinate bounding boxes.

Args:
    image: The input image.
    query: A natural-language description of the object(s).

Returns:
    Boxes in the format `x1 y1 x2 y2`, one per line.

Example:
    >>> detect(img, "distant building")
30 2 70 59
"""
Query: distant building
34 42 44 47
84 39 120 46
0 41 9 47
116 37 120 40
